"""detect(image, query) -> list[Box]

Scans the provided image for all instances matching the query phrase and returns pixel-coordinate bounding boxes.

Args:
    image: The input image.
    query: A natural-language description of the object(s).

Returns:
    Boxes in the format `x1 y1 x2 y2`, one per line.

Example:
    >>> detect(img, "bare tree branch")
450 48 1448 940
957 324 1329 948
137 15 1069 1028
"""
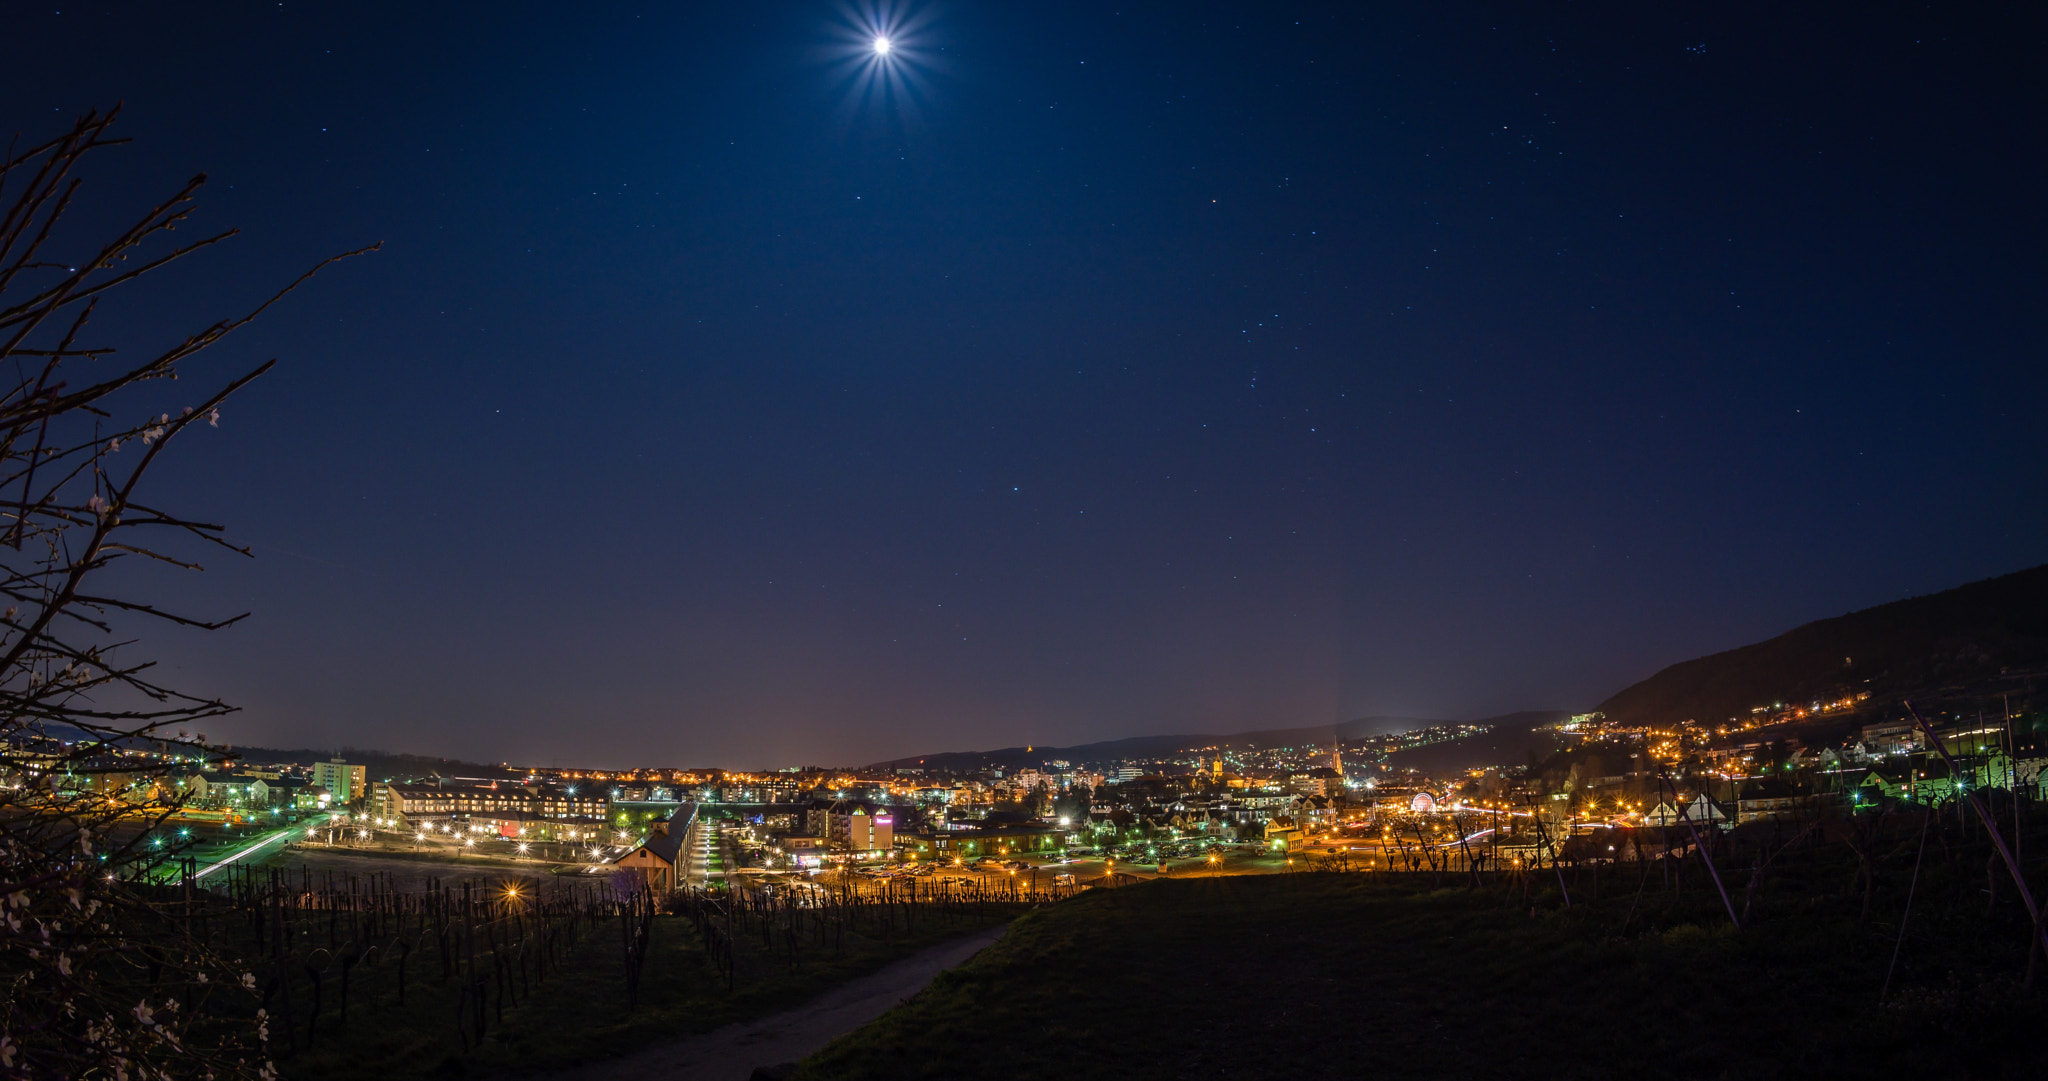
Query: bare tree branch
0 107 375 1081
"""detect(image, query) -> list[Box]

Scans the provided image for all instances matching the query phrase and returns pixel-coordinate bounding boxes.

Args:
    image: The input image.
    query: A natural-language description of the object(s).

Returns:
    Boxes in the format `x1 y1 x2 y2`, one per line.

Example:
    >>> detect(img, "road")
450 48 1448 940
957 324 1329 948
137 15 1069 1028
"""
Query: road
683 815 718 889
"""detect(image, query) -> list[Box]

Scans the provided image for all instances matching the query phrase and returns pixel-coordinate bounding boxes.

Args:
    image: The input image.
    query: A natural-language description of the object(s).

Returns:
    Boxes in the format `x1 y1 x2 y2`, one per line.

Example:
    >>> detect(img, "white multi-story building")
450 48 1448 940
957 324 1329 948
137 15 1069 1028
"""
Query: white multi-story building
372 780 609 824
311 759 366 803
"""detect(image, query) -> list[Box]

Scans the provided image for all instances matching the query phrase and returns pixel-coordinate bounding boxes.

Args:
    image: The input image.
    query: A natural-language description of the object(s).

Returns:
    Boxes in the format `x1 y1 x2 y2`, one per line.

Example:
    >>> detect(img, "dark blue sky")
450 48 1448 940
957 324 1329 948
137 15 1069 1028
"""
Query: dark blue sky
19 2 2044 767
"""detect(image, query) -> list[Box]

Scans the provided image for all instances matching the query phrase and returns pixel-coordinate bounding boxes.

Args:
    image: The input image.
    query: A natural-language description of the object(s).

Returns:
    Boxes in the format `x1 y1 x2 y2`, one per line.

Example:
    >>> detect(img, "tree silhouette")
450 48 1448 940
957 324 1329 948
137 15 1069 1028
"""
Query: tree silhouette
0 107 372 1081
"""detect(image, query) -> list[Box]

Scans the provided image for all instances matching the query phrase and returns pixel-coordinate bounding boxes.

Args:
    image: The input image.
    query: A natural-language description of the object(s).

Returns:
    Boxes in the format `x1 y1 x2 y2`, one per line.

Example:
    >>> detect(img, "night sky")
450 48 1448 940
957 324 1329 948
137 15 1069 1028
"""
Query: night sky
16 3 2045 768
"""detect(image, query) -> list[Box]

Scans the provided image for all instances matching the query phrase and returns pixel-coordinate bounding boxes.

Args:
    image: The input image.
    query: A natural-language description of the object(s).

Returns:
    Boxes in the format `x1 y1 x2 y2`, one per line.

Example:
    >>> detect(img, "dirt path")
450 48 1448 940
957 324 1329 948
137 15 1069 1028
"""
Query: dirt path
551 923 1008 1081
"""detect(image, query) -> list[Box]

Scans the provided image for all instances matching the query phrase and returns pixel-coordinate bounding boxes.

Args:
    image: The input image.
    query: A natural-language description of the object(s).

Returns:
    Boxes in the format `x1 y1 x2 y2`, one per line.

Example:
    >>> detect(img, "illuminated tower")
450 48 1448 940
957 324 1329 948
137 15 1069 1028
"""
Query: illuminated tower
1212 757 1224 781
1330 746 1343 775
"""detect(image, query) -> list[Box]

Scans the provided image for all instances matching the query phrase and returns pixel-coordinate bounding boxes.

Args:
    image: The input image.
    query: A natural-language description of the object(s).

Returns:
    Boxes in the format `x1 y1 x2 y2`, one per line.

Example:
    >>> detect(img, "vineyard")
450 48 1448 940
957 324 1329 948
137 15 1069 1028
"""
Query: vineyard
146 862 1079 1078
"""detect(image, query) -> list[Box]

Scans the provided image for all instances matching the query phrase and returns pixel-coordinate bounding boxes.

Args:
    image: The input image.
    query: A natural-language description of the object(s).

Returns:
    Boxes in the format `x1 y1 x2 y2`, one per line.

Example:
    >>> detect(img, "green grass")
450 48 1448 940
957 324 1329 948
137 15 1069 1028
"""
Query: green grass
797 855 2048 1081
281 902 1021 1080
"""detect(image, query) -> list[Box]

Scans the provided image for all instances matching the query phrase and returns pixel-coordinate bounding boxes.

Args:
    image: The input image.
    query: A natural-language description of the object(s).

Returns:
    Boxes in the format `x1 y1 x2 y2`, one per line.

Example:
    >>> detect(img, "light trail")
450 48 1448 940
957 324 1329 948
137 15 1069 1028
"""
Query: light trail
190 824 300 881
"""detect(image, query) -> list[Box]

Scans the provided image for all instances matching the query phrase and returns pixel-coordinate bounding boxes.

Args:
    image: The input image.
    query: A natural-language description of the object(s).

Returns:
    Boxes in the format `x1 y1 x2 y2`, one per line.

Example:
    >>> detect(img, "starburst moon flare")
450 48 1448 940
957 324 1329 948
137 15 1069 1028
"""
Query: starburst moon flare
824 3 936 119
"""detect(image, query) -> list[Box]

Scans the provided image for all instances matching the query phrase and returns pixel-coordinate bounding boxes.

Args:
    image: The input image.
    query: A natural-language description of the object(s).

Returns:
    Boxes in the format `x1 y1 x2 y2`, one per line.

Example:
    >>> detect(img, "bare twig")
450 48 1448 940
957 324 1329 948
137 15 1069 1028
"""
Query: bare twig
0 108 374 1081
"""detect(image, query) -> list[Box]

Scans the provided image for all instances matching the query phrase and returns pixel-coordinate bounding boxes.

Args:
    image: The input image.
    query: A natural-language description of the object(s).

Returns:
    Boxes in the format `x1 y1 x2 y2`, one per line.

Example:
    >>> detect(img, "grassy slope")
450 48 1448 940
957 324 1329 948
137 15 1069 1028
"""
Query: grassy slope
799 865 2046 1081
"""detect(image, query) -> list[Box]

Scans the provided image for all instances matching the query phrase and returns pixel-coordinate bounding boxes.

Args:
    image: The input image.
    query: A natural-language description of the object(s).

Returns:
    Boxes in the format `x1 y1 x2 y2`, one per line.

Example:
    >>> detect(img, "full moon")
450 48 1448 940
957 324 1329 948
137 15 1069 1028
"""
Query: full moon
873 36 891 56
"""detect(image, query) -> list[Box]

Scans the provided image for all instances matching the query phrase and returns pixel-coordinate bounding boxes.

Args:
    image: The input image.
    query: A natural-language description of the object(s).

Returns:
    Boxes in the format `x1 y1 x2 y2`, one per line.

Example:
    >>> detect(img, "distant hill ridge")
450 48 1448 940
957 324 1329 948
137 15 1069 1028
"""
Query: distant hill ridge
219 565 2048 778
1380 710 1575 774
867 716 1447 772
881 563 2048 775
223 745 520 783
1597 563 2048 729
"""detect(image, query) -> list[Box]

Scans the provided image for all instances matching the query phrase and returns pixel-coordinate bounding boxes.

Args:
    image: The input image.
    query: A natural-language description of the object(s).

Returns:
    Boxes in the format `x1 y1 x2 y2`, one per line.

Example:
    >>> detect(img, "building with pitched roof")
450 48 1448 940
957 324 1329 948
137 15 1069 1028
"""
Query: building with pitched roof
611 804 698 892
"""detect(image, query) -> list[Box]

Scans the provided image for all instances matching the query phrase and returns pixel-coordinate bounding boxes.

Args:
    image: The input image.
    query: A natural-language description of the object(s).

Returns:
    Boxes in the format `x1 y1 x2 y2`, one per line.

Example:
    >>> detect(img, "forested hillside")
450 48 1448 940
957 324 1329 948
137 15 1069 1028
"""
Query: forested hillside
1598 564 2048 727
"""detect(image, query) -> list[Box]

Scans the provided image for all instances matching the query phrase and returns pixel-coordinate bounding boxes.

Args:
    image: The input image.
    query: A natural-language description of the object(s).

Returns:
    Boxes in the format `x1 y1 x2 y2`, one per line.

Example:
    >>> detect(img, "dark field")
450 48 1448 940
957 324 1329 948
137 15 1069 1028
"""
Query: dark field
797 831 2048 1081
259 845 577 893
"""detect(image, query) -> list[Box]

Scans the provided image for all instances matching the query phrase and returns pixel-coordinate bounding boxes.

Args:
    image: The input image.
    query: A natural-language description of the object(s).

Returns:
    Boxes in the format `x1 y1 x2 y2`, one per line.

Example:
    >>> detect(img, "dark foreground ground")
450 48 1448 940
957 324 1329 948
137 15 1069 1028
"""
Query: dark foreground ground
795 848 2048 1081
275 887 1026 1080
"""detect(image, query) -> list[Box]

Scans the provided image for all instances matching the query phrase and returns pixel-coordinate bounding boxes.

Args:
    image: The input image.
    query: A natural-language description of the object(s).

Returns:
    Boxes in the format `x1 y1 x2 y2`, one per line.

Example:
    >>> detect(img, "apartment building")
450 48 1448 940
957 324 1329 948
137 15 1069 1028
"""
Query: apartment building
311 759 367 803
802 798 895 854
372 779 610 824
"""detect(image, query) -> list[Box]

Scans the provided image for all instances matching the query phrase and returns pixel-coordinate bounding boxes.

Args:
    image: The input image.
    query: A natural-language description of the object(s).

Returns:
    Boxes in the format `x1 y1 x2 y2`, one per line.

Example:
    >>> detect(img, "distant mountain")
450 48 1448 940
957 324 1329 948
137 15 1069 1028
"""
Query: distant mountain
4 727 519 784
869 716 1445 772
1381 710 1575 776
226 745 522 784
1598 563 2048 729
